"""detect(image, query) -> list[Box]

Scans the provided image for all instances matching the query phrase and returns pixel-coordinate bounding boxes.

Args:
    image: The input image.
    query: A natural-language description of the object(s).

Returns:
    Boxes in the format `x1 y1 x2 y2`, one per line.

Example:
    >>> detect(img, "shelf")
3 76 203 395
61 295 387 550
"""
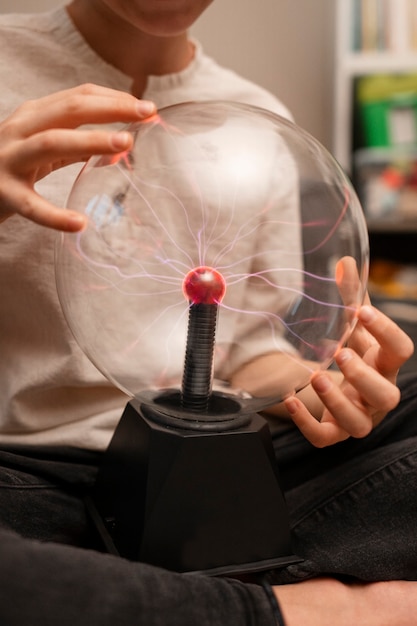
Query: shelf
354 148 417 226
333 0 417 171
334 0 417 284
342 52 417 75
367 218 417 233
355 146 417 165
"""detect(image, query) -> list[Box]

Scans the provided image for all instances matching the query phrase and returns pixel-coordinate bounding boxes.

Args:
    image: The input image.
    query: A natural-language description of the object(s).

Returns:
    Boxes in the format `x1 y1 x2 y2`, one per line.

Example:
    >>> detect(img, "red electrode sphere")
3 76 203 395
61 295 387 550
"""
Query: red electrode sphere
183 267 226 305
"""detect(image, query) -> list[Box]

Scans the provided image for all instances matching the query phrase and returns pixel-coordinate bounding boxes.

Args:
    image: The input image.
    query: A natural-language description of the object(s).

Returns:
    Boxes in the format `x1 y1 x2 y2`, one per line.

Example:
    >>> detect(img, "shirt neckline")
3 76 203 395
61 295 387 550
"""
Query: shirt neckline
49 6 203 97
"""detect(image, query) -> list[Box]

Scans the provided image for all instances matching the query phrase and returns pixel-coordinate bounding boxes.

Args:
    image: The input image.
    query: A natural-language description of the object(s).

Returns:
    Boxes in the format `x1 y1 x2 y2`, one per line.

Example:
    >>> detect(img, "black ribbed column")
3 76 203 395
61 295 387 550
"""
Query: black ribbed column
181 302 218 412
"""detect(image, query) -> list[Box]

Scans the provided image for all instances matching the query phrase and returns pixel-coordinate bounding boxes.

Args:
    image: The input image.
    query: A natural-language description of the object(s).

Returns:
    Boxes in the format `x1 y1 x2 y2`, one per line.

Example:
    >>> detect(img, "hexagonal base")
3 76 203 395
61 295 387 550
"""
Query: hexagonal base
87 398 300 575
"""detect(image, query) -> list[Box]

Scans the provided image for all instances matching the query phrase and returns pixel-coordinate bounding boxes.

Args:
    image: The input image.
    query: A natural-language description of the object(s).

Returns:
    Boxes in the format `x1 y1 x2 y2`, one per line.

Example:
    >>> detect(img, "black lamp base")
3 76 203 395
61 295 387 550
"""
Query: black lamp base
87 395 301 575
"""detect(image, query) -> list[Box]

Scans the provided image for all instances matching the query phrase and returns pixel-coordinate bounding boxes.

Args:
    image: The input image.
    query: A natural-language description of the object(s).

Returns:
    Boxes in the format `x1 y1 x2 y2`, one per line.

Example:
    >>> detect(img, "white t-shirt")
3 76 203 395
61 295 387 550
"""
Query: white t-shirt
0 7 297 450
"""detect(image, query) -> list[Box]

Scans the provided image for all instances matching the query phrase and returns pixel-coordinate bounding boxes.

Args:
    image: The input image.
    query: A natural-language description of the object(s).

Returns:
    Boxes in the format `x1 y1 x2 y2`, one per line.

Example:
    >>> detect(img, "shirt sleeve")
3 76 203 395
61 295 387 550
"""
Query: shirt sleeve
0 527 277 626
219 145 303 381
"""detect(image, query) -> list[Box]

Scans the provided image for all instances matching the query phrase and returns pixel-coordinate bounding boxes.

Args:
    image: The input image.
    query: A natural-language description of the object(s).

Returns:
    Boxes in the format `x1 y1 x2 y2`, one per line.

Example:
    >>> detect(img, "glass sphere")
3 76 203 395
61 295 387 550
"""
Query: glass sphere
55 100 369 416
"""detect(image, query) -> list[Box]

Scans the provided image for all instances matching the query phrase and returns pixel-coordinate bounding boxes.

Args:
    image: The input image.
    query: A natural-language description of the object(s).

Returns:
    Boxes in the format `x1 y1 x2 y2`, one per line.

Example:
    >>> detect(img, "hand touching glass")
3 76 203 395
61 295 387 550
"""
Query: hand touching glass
0 84 155 231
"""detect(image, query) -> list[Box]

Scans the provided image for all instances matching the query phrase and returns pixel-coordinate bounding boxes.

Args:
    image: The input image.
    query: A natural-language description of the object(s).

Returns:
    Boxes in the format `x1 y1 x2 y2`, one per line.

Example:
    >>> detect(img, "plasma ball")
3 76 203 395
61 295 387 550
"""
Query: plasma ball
183 266 226 305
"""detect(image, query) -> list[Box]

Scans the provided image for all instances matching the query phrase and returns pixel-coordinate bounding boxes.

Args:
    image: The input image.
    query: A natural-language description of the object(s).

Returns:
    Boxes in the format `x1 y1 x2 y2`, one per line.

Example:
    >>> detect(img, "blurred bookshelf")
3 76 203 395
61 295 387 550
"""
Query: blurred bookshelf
334 0 417 369
334 0 417 171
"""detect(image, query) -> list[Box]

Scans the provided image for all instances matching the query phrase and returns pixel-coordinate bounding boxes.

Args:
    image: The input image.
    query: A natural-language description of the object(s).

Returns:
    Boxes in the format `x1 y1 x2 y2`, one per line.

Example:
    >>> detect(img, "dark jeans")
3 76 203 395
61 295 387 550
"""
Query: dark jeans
0 372 416 623
0 448 275 626
273 371 417 583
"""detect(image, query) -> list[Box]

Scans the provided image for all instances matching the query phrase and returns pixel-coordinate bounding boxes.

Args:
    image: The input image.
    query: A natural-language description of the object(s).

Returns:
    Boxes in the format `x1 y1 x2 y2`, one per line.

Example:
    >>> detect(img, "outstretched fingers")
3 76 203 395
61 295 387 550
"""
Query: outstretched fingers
285 363 384 448
356 305 414 376
8 84 156 137
3 179 87 231
12 127 135 173
0 84 157 230
1 128 136 231
285 304 414 447
284 392 350 448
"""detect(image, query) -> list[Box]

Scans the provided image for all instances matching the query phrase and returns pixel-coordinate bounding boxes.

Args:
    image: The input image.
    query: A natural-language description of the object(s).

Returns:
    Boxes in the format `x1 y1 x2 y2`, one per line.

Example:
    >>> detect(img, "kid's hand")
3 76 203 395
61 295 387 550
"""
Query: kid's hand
0 83 156 231
285 258 414 447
